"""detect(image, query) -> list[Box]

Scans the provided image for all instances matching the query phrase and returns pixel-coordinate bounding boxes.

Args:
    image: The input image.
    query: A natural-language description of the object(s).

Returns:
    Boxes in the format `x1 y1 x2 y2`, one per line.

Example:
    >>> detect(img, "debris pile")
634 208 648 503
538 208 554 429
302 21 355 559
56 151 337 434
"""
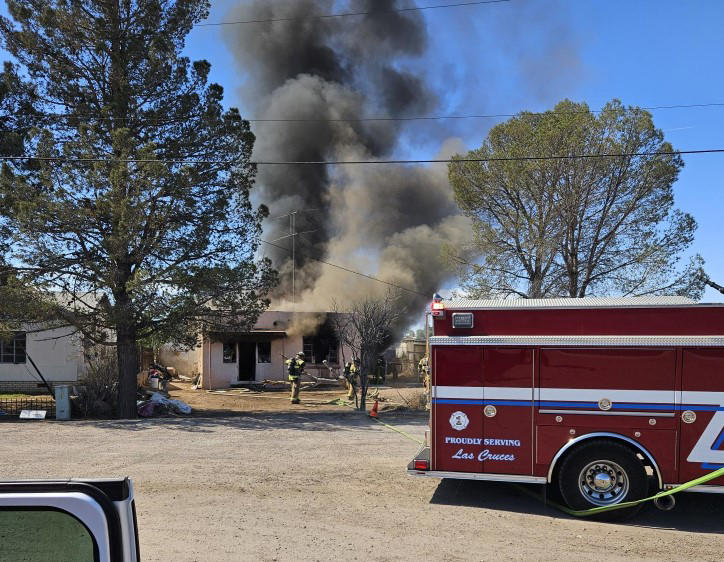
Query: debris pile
137 392 192 417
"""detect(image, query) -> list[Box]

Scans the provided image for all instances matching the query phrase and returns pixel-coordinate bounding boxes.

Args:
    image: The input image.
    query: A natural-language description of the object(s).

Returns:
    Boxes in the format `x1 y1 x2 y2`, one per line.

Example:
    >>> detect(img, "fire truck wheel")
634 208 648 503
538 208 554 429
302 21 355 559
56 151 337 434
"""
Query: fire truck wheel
558 440 648 519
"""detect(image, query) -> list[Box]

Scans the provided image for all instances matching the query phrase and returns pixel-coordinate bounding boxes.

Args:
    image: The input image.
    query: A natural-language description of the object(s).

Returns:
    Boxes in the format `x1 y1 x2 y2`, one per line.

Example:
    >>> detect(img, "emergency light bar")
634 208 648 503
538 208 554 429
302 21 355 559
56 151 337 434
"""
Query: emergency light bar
451 312 474 329
431 293 445 318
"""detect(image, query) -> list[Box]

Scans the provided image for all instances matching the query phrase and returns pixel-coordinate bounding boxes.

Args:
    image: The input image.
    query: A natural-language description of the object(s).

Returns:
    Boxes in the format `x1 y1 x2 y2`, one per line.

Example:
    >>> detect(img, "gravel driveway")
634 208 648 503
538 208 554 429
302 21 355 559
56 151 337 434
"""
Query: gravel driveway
1 412 722 561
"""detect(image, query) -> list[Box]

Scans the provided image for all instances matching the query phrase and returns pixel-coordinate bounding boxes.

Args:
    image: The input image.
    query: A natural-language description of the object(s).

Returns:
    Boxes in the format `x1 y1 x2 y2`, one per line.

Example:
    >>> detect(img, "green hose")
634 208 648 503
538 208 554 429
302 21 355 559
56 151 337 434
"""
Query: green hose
516 465 724 517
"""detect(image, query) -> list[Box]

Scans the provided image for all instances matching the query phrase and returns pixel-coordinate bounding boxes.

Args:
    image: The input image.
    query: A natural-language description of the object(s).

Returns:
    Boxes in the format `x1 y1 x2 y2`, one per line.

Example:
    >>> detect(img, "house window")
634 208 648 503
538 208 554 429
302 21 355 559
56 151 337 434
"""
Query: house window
257 341 271 363
222 342 236 363
302 337 314 361
0 332 26 364
302 334 339 364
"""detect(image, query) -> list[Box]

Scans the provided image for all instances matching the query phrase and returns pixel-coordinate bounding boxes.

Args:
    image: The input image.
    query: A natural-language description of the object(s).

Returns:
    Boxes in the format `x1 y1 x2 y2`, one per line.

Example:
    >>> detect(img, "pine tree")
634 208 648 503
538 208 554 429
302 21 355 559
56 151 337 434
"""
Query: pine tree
0 1 276 417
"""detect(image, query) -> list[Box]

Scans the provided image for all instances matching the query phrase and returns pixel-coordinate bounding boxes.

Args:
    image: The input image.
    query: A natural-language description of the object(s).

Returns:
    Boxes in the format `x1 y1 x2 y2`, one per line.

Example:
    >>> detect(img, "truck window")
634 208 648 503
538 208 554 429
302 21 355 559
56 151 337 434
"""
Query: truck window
0 508 97 562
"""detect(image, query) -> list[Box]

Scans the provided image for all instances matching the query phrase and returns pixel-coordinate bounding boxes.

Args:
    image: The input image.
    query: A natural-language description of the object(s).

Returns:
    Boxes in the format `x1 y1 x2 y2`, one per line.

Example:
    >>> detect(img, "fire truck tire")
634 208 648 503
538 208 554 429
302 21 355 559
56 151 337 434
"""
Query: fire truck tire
557 440 648 519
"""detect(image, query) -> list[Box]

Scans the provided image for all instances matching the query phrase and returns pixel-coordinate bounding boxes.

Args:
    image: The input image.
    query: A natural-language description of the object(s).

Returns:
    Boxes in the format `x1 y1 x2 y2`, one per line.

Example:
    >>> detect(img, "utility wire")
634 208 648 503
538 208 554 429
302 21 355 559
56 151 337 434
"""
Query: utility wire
31 102 724 125
196 0 511 27
2 148 724 166
245 102 724 122
260 238 427 297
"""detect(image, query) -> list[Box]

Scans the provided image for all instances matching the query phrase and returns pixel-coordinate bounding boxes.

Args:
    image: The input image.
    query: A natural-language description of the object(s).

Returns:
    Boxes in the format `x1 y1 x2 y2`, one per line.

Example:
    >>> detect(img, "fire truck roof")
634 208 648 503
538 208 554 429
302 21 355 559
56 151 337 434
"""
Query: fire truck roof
442 296 701 310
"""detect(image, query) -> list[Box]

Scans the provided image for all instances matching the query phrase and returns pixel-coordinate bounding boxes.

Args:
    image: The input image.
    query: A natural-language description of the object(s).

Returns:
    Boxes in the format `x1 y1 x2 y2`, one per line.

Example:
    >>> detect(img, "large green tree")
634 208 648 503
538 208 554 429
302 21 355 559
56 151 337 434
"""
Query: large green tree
0 1 276 417
0 61 37 327
449 99 703 299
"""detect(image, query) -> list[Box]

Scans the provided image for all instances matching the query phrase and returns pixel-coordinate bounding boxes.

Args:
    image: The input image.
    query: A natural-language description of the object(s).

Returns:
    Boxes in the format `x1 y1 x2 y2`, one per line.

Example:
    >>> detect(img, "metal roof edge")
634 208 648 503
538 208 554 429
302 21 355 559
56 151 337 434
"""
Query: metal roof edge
429 335 724 346
439 296 713 311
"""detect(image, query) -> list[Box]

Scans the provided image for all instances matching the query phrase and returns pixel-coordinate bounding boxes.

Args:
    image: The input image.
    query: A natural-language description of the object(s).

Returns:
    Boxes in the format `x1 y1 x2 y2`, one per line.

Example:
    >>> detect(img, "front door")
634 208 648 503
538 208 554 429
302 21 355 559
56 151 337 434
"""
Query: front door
238 342 256 381
481 348 534 475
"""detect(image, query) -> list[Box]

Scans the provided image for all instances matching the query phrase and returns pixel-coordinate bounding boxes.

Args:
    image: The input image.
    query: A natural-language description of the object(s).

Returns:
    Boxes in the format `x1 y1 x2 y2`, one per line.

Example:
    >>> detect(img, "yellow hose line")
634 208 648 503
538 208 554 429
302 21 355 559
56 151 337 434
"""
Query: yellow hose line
330 398 424 445
370 416 424 445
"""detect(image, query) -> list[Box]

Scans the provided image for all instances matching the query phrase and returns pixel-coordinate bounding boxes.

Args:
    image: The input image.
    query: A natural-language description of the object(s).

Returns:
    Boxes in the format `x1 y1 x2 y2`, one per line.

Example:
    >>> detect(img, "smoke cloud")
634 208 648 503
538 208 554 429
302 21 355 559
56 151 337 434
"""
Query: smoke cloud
222 0 465 333
222 0 582 334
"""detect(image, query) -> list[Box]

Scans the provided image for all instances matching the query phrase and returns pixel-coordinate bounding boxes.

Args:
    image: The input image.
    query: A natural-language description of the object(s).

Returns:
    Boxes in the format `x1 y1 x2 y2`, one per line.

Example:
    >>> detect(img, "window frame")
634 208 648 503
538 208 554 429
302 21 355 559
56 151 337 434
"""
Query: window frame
301 335 339 364
0 331 27 364
0 480 131 562
256 341 271 364
222 342 237 364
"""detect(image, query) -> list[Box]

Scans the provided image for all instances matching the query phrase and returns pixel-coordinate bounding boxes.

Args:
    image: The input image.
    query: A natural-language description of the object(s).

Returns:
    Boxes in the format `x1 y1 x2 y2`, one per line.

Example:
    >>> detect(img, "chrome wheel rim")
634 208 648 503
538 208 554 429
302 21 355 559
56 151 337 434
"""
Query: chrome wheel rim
578 460 629 506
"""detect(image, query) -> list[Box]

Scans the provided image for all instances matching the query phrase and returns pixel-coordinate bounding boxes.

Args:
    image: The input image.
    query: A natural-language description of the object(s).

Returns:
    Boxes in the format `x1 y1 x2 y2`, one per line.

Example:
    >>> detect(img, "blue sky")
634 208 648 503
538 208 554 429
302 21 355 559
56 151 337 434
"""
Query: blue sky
3 1 723 301
183 0 724 301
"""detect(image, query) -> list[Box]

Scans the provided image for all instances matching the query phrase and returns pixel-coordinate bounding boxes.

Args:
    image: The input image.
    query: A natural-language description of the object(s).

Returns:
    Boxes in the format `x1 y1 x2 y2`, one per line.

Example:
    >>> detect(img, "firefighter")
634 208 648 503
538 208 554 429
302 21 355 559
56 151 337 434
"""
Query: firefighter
286 351 305 404
343 358 358 401
374 357 386 385
419 355 430 391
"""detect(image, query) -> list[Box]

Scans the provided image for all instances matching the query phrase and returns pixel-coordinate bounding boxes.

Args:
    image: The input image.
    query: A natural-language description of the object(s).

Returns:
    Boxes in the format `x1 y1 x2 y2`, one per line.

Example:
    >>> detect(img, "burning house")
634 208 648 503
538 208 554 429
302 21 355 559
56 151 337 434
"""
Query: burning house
160 311 354 388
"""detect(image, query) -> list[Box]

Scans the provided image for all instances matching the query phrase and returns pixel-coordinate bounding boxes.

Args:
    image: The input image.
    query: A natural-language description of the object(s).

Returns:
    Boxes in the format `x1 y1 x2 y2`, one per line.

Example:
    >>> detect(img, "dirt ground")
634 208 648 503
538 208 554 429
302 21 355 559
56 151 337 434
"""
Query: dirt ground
2 395 723 561
166 380 426 415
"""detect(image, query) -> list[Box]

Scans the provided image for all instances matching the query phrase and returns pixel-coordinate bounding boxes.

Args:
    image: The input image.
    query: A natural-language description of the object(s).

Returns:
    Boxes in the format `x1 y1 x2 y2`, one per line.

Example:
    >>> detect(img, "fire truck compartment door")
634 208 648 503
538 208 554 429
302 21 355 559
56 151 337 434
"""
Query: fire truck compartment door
480 348 534 475
432 346 484 473
679 349 724 485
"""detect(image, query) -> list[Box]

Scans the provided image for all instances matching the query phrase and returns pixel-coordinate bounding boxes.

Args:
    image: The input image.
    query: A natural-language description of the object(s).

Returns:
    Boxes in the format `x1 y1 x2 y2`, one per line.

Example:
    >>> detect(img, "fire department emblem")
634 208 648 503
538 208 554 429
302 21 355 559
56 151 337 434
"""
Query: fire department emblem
449 411 469 431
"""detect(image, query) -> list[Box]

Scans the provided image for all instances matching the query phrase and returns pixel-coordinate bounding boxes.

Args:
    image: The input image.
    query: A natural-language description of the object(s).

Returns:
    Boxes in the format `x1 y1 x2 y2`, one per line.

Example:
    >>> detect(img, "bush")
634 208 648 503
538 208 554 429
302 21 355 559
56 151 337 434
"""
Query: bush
72 347 119 418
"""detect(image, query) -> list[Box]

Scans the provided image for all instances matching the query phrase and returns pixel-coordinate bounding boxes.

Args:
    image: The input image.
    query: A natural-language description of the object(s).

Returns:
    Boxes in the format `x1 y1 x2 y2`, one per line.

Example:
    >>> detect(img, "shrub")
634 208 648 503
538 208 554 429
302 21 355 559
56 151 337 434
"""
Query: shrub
72 347 119 418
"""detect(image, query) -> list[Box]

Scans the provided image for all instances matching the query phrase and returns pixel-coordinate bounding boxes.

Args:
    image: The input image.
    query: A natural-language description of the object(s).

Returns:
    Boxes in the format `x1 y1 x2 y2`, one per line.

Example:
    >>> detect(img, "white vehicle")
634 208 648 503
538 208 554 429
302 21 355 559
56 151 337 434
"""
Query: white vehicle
0 477 139 561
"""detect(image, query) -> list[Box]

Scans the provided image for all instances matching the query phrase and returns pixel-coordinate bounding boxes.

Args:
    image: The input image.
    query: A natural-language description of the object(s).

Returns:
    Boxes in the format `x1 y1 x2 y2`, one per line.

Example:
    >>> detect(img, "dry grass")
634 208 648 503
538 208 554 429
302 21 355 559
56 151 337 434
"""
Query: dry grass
393 389 428 411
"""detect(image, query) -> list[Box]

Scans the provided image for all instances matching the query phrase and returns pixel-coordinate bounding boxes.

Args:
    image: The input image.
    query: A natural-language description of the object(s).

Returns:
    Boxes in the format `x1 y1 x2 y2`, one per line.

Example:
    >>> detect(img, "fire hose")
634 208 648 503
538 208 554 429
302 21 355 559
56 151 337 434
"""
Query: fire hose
518 465 724 517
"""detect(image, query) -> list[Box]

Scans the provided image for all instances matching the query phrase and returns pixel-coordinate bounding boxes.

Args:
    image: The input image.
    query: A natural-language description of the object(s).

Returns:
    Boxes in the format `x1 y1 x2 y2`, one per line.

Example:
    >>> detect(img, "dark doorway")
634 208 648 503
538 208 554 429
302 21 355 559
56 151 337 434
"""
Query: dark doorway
238 342 256 381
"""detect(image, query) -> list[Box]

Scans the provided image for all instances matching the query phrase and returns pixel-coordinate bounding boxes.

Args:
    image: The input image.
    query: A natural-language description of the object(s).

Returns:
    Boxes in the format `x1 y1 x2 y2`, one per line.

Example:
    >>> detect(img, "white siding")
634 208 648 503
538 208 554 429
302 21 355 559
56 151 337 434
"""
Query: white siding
0 326 83 384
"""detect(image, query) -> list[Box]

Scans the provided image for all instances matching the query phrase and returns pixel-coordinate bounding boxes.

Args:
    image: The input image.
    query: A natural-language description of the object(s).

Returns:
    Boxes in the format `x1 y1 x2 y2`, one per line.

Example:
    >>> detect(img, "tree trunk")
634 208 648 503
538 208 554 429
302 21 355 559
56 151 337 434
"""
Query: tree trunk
358 348 374 411
115 288 138 419
358 371 368 411
116 329 138 419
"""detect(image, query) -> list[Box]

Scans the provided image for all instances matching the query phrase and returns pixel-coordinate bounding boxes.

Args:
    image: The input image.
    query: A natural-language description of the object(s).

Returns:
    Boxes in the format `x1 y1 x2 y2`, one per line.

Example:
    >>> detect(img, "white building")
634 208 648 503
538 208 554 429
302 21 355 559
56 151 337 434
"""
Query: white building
0 325 84 393
160 311 351 389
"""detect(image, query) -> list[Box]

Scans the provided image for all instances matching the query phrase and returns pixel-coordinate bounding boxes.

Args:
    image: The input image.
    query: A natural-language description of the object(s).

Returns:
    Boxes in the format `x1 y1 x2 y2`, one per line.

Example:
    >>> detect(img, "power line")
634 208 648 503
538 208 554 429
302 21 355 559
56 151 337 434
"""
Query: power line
245 103 724 123
196 0 511 27
33 102 724 125
2 148 724 166
254 149 724 164
266 208 322 221
260 238 427 297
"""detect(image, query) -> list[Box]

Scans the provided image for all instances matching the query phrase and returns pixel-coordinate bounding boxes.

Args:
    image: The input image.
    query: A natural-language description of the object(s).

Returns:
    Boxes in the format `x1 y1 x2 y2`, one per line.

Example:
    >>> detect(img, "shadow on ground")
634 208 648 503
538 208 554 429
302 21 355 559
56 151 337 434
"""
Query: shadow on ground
430 479 724 533
0 410 429 435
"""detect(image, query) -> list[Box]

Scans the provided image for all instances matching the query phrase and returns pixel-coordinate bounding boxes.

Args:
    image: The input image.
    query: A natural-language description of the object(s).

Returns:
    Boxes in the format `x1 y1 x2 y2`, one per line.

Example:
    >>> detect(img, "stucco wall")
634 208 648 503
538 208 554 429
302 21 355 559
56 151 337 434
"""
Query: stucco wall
0 326 83 392
201 336 302 389
158 345 202 378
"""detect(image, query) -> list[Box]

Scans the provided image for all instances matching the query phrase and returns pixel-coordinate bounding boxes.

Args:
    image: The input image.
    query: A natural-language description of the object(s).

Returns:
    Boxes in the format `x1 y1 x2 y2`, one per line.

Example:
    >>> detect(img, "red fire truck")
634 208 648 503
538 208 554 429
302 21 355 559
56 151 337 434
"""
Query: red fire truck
408 295 724 516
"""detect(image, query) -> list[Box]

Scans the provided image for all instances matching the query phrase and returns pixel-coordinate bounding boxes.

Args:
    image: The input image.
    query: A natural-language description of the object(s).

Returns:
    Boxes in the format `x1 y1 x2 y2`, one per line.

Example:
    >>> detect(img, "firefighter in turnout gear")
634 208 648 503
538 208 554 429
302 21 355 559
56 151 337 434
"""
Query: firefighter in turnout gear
419 355 430 391
343 358 359 401
286 351 305 404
